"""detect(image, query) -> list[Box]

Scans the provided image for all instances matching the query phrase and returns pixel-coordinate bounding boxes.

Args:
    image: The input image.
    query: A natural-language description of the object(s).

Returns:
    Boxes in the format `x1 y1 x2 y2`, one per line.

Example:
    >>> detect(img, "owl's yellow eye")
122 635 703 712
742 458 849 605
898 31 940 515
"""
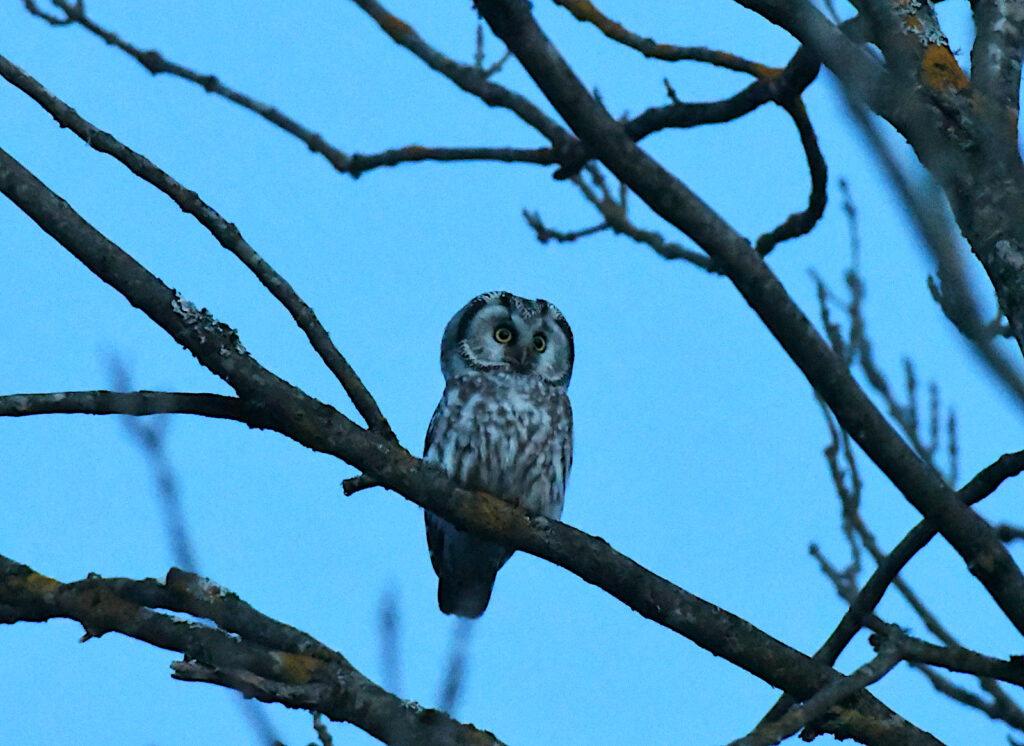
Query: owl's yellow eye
533 334 546 352
494 326 513 344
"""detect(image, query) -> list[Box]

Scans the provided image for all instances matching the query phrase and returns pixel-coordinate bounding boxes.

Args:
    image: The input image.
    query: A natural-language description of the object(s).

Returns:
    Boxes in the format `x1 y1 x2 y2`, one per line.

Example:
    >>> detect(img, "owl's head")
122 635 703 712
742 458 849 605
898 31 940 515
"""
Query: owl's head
440 291 574 388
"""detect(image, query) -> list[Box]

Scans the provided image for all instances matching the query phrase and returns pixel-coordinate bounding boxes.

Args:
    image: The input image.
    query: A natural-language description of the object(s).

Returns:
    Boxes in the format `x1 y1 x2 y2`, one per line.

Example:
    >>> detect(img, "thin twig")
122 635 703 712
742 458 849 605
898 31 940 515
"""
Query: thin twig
754 97 827 255
553 0 775 76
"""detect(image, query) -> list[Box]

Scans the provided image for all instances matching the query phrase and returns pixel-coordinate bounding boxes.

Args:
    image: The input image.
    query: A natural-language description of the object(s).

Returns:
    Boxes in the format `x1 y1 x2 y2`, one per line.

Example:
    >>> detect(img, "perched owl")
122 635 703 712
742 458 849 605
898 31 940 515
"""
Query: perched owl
424 291 574 618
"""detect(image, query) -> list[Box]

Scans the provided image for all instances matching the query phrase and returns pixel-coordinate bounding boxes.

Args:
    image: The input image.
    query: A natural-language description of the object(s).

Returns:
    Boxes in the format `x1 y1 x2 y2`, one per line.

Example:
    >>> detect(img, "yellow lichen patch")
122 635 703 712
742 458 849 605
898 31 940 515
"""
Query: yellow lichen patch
23 571 60 595
273 651 321 684
921 45 969 92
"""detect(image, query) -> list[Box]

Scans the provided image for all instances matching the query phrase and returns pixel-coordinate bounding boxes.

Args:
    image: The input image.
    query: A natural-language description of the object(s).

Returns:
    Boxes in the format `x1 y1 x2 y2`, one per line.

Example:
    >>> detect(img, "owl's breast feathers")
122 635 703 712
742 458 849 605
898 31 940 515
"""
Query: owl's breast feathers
424 371 572 517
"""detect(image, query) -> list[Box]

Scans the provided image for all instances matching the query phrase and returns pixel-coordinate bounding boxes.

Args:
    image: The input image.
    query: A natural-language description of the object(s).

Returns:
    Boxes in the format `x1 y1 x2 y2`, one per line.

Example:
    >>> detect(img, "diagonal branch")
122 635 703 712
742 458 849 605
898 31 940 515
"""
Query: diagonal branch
348 0 571 147
0 53 394 438
760 449 1024 727
474 0 1024 639
729 635 905 746
0 556 503 746
814 449 1024 669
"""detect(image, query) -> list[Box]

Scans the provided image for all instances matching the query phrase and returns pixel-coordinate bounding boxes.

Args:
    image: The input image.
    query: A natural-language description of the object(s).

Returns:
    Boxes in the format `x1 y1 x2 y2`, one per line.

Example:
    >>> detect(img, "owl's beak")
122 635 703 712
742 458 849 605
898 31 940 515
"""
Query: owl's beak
504 345 532 371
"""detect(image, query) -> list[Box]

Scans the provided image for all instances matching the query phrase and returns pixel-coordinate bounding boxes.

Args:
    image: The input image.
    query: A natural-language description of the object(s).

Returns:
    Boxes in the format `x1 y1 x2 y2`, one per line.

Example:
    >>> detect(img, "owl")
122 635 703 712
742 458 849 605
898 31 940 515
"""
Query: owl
424 291 574 618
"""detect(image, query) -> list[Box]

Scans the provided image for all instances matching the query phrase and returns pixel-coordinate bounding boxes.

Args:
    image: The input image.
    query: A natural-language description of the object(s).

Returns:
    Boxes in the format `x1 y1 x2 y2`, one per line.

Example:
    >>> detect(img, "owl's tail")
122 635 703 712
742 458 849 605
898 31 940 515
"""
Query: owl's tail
438 568 500 618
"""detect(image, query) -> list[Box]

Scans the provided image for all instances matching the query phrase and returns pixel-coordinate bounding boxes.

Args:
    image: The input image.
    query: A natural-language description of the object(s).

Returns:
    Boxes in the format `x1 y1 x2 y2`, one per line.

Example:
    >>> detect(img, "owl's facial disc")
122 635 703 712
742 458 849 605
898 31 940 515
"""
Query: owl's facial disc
440 291 573 388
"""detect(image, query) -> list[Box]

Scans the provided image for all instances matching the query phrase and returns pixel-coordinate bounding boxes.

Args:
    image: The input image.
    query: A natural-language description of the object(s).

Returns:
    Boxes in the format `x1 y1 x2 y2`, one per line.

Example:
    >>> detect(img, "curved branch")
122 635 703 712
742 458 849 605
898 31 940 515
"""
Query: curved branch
754 97 827 255
0 557 502 746
25 0 357 172
0 54 394 438
21 1 562 181
624 43 821 141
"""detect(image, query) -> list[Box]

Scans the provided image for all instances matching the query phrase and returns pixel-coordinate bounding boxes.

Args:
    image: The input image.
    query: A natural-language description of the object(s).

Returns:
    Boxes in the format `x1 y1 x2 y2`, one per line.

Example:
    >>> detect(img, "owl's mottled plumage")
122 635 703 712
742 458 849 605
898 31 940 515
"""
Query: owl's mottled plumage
424 291 574 617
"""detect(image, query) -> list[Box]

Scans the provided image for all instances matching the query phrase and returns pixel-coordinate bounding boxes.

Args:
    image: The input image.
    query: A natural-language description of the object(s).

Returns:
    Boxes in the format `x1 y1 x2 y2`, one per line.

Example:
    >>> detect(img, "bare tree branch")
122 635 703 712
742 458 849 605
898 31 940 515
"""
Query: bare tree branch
553 0 776 76
813 448 1024 671
739 1 1024 370
524 164 716 270
754 97 827 255
347 145 559 177
0 556 503 746
729 634 905 746
971 1 1024 113
20 1 556 181
0 390 252 421
349 0 571 147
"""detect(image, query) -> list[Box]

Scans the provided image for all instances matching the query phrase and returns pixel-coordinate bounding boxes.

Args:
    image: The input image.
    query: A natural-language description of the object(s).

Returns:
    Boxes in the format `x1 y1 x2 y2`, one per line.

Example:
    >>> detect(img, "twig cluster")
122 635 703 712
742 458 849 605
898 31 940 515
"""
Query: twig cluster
6 0 1024 743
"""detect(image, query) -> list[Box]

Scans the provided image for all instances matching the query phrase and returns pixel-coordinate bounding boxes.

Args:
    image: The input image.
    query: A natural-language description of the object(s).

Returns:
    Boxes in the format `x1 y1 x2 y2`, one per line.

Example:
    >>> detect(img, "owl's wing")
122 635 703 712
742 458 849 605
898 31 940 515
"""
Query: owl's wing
424 510 446 576
423 413 436 457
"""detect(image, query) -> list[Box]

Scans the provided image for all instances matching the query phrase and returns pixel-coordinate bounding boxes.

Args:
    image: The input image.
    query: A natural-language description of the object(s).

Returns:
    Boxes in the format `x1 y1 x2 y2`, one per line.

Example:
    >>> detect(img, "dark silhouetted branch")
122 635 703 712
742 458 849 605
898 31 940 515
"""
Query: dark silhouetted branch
0 557 503 746
553 0 774 75
0 390 252 421
730 635 905 746
754 97 827 255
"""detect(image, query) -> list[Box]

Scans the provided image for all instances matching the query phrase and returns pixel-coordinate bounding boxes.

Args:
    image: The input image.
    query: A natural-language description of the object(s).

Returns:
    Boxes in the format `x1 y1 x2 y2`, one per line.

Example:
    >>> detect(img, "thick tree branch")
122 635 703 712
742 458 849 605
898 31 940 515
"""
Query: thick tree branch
971 1 1024 113
0 557 502 746
737 1 1024 369
474 0 1024 641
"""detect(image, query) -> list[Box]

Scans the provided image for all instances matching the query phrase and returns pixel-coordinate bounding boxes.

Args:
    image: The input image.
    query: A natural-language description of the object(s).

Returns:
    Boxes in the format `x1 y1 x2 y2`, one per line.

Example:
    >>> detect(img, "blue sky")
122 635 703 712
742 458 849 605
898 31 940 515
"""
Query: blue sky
2 2 1022 744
